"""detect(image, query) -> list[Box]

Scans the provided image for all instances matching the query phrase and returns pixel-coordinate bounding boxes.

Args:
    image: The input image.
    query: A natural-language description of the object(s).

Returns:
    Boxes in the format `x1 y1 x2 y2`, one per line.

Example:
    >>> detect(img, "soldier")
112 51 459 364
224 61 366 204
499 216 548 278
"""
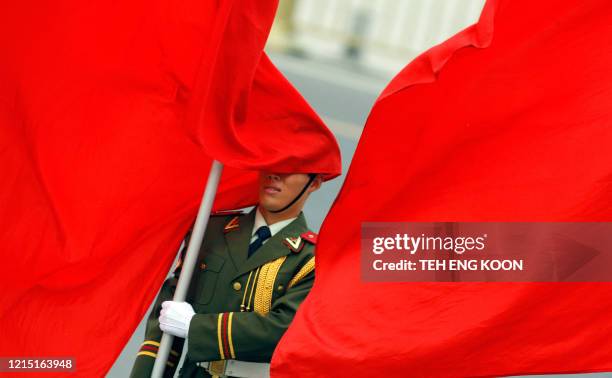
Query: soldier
130 171 325 377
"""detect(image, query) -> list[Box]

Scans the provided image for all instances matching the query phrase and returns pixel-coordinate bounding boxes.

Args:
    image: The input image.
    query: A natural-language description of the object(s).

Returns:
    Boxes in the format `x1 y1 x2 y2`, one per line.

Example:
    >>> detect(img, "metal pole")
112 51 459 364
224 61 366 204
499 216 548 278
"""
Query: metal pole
151 160 224 378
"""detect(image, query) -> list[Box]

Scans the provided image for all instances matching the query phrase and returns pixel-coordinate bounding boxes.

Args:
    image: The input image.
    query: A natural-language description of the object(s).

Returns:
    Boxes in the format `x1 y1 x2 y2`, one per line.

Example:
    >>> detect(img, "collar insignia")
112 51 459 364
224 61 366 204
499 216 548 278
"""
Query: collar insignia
301 231 317 244
284 236 303 253
223 216 240 233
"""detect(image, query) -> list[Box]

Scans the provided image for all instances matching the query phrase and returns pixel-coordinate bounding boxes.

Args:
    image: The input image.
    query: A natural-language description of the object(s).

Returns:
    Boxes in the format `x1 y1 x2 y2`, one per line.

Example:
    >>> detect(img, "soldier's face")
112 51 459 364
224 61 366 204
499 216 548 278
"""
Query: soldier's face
258 172 320 212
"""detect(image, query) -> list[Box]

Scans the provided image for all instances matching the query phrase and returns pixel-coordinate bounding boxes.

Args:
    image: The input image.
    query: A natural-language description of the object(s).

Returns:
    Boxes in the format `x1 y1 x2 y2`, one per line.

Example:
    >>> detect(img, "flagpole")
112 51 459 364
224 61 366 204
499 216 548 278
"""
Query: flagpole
152 160 224 378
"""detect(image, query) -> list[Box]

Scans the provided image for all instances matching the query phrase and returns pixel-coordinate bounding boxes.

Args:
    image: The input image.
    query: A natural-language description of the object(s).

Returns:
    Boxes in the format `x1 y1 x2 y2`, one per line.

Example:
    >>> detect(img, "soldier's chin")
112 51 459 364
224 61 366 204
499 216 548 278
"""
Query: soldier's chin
259 197 285 213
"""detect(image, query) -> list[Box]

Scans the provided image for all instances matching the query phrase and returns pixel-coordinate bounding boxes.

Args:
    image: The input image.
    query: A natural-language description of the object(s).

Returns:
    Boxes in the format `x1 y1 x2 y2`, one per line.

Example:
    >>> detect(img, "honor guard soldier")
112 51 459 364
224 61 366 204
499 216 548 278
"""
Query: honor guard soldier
130 171 327 378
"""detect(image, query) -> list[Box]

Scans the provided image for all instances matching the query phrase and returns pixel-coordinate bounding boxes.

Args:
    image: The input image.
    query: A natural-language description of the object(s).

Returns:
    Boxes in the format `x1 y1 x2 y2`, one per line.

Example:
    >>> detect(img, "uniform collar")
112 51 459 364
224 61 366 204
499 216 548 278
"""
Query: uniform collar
252 207 297 239
227 207 309 278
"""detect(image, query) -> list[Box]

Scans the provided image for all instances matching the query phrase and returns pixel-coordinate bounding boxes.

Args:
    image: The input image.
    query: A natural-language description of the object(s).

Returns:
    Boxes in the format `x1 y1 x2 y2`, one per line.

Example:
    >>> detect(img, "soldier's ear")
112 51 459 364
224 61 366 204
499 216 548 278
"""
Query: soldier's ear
308 174 322 192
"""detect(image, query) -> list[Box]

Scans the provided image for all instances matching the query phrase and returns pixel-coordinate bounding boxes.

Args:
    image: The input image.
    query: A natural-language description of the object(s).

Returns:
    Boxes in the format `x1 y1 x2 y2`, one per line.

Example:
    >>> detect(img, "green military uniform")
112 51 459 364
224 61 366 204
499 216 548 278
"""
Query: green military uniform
130 206 317 377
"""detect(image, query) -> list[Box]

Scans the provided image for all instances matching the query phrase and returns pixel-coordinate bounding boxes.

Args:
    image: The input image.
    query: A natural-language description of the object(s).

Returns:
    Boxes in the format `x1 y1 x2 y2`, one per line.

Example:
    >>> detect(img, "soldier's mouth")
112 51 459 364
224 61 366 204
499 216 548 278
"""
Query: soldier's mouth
264 186 281 194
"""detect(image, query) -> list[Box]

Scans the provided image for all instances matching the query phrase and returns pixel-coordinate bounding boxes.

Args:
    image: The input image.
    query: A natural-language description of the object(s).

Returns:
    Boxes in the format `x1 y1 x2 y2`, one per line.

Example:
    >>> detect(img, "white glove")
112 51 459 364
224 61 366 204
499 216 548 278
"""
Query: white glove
159 301 195 339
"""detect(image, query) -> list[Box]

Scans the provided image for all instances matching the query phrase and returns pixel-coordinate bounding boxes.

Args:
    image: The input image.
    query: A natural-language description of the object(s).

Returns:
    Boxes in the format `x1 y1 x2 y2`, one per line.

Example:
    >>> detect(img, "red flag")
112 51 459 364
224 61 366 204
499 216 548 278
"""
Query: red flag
0 0 339 376
185 1 341 178
272 0 612 376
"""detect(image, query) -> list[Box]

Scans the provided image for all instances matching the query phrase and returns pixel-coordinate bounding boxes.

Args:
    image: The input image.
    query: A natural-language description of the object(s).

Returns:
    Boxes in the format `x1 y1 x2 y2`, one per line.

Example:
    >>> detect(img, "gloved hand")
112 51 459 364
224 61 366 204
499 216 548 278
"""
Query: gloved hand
159 301 195 339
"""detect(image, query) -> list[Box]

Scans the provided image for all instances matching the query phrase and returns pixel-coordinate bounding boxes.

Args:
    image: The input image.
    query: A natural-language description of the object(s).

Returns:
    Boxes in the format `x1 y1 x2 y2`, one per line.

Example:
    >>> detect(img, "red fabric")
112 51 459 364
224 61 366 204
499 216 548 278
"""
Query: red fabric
185 1 341 179
272 0 612 376
0 0 338 376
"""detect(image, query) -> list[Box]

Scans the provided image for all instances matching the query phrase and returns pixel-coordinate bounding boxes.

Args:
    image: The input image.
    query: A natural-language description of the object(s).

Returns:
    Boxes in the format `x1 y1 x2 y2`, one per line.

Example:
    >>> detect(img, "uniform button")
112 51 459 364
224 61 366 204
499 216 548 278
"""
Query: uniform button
232 282 242 291
200 263 207 270
277 284 284 292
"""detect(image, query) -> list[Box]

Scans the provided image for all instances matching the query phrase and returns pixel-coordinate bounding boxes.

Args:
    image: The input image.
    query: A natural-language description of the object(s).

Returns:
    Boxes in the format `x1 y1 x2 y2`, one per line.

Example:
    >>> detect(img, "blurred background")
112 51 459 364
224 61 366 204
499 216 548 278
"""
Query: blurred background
110 1 611 376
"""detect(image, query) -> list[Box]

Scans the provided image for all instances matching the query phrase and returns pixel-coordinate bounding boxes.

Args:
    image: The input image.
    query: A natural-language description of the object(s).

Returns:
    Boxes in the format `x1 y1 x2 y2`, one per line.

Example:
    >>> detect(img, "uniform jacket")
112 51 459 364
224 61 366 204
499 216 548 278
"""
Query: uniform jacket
129 207 317 377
